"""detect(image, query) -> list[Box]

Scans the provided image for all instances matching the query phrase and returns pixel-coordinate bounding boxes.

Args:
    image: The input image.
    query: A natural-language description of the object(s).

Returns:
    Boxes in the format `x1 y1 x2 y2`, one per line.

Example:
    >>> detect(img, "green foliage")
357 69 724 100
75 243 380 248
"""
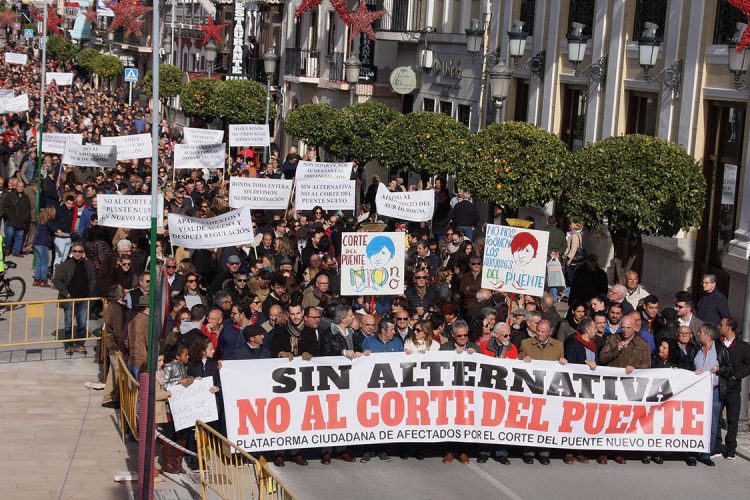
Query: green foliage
92 54 123 80
458 121 571 210
329 102 399 164
284 103 343 150
214 79 273 124
75 48 100 71
180 77 222 120
562 134 706 236
144 64 185 101
45 35 78 62
379 112 470 175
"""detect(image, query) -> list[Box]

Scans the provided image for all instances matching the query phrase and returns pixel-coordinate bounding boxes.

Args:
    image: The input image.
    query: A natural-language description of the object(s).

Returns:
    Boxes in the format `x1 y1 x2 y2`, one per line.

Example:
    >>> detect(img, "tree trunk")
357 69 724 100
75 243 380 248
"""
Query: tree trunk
611 230 643 284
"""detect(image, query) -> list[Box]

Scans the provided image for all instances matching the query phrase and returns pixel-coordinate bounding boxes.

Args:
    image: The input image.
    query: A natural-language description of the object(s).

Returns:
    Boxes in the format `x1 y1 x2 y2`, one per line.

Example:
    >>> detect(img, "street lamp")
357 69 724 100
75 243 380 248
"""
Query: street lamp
488 59 512 123
566 22 607 93
728 22 750 90
465 18 484 55
507 20 545 79
344 54 361 105
205 40 218 77
262 46 278 162
638 22 682 98
161 31 172 64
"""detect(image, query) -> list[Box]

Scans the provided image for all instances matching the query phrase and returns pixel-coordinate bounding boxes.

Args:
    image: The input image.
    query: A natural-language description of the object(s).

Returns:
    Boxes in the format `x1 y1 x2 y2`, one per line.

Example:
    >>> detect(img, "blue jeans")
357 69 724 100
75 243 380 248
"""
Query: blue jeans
4 226 24 255
698 387 721 460
33 245 49 281
457 225 474 240
53 236 71 268
62 301 88 348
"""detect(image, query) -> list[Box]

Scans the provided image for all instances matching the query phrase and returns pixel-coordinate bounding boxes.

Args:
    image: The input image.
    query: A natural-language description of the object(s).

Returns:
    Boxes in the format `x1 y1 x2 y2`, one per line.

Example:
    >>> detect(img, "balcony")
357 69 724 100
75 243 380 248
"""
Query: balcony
285 48 320 78
376 0 426 32
326 52 345 82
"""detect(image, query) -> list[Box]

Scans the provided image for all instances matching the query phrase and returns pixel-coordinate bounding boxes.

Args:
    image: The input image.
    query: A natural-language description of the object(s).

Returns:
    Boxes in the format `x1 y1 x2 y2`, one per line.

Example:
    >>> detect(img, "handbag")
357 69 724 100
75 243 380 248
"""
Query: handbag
546 258 566 287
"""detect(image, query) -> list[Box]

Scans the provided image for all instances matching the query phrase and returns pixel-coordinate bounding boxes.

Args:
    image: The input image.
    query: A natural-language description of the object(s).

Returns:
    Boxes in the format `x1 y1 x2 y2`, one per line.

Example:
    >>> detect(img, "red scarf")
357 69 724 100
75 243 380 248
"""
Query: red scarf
574 332 597 353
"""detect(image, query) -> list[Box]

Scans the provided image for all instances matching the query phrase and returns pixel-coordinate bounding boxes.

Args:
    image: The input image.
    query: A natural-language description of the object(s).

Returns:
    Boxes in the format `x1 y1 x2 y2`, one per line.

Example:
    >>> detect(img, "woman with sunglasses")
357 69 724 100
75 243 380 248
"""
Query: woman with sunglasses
403 320 440 354
183 272 207 309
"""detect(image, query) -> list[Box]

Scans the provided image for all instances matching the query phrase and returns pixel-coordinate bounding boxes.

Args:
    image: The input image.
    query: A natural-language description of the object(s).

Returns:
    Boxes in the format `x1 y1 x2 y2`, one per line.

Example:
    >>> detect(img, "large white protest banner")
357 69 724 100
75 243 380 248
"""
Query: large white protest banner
295 179 355 211
481 224 550 297
101 134 153 161
374 183 435 222
97 195 164 229
168 205 254 249
183 127 225 145
46 72 74 86
340 232 405 295
62 142 117 168
221 352 713 454
5 53 28 65
228 124 270 147
0 89 14 99
0 94 29 114
42 133 84 154
168 376 219 431
295 161 352 181
229 177 293 209
173 143 226 169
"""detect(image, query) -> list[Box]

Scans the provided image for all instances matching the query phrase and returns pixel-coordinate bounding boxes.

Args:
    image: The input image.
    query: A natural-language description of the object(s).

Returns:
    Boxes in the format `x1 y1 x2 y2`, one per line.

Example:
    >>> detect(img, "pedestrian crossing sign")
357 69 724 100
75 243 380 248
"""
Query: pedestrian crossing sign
124 68 139 83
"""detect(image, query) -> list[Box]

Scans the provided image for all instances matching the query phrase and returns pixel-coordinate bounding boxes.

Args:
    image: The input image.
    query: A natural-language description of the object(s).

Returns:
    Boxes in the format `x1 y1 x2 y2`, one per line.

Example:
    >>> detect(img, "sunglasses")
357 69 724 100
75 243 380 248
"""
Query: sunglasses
414 328 423 333
166 265 176 269
415 276 427 280
396 317 409 321
187 279 197 283
236 279 247 283
454 334 469 338
71 250 84 254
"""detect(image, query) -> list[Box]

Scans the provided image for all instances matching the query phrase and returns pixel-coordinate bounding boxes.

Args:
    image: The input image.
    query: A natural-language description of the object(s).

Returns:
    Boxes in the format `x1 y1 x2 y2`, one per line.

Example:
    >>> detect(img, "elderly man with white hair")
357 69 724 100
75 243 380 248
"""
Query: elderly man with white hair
624 271 650 310
607 283 635 315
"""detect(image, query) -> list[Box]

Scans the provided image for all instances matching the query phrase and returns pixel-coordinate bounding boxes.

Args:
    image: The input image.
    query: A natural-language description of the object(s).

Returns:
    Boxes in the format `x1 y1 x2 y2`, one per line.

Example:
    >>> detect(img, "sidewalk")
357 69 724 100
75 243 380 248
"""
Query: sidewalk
736 429 750 461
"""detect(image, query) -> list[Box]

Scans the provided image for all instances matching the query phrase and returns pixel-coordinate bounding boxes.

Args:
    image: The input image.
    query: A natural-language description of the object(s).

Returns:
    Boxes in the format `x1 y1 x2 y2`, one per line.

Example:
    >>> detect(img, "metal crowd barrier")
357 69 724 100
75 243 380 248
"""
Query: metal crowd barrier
116 352 140 442
195 420 297 500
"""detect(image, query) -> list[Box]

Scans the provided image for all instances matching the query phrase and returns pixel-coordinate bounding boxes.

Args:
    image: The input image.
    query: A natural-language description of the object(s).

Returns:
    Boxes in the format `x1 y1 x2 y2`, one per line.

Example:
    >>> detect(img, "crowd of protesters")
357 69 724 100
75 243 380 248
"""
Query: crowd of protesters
2 45 750 475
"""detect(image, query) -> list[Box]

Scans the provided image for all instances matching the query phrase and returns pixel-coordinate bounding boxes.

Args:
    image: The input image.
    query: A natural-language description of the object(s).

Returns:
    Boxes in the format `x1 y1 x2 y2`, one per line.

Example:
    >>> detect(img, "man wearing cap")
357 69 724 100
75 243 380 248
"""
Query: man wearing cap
125 295 150 377
209 255 242 300
226 325 271 360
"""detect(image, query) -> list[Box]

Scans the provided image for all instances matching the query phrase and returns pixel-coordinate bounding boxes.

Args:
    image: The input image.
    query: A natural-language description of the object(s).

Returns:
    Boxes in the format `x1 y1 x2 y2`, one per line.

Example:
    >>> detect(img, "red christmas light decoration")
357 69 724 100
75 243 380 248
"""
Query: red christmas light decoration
347 0 385 42
198 16 227 46
0 9 18 28
107 0 152 38
83 5 99 25
34 7 66 36
295 0 323 18
729 0 750 51
330 0 350 22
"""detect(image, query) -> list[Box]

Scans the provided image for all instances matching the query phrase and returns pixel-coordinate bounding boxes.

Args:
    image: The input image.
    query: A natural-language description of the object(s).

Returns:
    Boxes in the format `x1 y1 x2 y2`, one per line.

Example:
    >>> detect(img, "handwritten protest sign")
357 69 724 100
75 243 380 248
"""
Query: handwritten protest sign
101 134 153 160
295 161 352 181
168 376 219 431
62 142 117 168
42 133 83 154
174 143 226 169
168 205 254 249
374 183 435 222
228 124 270 147
295 179 355 211
229 177 293 209
97 195 164 229
5 53 28 65
222 353 712 454
481 224 550 297
183 127 225 145
46 72 74 86
340 232 405 296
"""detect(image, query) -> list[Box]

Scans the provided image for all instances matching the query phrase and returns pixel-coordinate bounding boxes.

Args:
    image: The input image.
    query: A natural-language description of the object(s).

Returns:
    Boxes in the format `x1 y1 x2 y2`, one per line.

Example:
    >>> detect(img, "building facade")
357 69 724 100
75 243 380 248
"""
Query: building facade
281 0 750 318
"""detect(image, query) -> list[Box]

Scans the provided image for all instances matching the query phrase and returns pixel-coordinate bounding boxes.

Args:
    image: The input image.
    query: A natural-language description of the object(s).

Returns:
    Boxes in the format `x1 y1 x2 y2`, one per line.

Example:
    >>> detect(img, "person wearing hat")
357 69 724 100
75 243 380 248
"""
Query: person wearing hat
209 254 243 300
226 325 271 360
125 294 150 377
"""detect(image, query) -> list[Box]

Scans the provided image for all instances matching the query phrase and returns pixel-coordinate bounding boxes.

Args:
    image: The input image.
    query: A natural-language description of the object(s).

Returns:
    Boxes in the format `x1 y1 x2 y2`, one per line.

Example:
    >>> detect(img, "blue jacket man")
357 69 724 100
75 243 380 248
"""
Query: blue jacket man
362 318 404 353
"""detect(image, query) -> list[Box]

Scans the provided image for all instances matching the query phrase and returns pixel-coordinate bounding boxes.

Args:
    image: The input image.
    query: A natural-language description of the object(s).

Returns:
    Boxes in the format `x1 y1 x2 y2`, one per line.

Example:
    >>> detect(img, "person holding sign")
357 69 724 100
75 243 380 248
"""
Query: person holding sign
161 345 196 474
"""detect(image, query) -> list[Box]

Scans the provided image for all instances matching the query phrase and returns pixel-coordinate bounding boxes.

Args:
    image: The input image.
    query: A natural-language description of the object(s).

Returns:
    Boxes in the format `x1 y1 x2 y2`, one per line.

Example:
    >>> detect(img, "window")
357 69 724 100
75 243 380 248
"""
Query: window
633 0 667 41
568 0 595 37
458 104 471 126
713 0 746 44
326 11 337 55
309 10 319 50
440 100 453 117
560 86 587 151
423 98 435 112
514 81 529 122
626 92 658 136
519 0 535 36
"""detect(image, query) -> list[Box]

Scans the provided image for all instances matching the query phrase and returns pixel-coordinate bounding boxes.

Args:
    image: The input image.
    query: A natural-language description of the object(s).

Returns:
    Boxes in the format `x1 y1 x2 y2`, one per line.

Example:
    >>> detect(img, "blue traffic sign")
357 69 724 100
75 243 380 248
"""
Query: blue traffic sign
124 67 139 83
24 29 34 40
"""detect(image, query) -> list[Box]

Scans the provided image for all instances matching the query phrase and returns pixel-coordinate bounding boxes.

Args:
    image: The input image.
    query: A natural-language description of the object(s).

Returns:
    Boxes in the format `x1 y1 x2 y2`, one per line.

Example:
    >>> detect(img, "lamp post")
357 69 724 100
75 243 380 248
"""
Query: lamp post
507 20 545 79
566 22 607 94
205 40 217 77
344 54 361 105
638 22 682 98
262 46 278 162
34 0 49 271
728 22 750 90
488 59 512 123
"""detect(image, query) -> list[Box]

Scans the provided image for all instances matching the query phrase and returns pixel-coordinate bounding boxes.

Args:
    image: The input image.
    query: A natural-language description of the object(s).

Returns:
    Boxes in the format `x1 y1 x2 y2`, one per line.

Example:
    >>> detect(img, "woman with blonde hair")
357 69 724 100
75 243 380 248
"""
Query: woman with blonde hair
32 207 58 287
404 319 440 354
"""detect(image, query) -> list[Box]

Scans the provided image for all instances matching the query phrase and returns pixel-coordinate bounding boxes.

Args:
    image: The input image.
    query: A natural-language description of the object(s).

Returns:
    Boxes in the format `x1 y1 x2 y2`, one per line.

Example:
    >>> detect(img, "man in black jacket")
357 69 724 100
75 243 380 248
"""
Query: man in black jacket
697 274 731 326
52 242 96 354
687 323 735 466
2 178 31 257
226 325 271 360
717 317 750 460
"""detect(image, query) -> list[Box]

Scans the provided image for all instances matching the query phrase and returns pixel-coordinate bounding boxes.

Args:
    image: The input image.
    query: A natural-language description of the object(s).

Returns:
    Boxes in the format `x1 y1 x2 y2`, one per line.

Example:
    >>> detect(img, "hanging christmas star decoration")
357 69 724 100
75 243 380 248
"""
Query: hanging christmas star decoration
107 0 152 38
198 16 227 46
729 0 750 51
330 0 350 23
347 0 385 42
34 7 66 36
83 5 99 25
295 0 323 18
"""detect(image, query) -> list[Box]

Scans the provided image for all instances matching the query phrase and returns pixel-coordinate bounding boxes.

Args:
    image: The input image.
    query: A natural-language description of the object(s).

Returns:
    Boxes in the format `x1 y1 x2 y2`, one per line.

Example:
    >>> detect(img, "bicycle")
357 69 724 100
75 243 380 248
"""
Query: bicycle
0 261 26 307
